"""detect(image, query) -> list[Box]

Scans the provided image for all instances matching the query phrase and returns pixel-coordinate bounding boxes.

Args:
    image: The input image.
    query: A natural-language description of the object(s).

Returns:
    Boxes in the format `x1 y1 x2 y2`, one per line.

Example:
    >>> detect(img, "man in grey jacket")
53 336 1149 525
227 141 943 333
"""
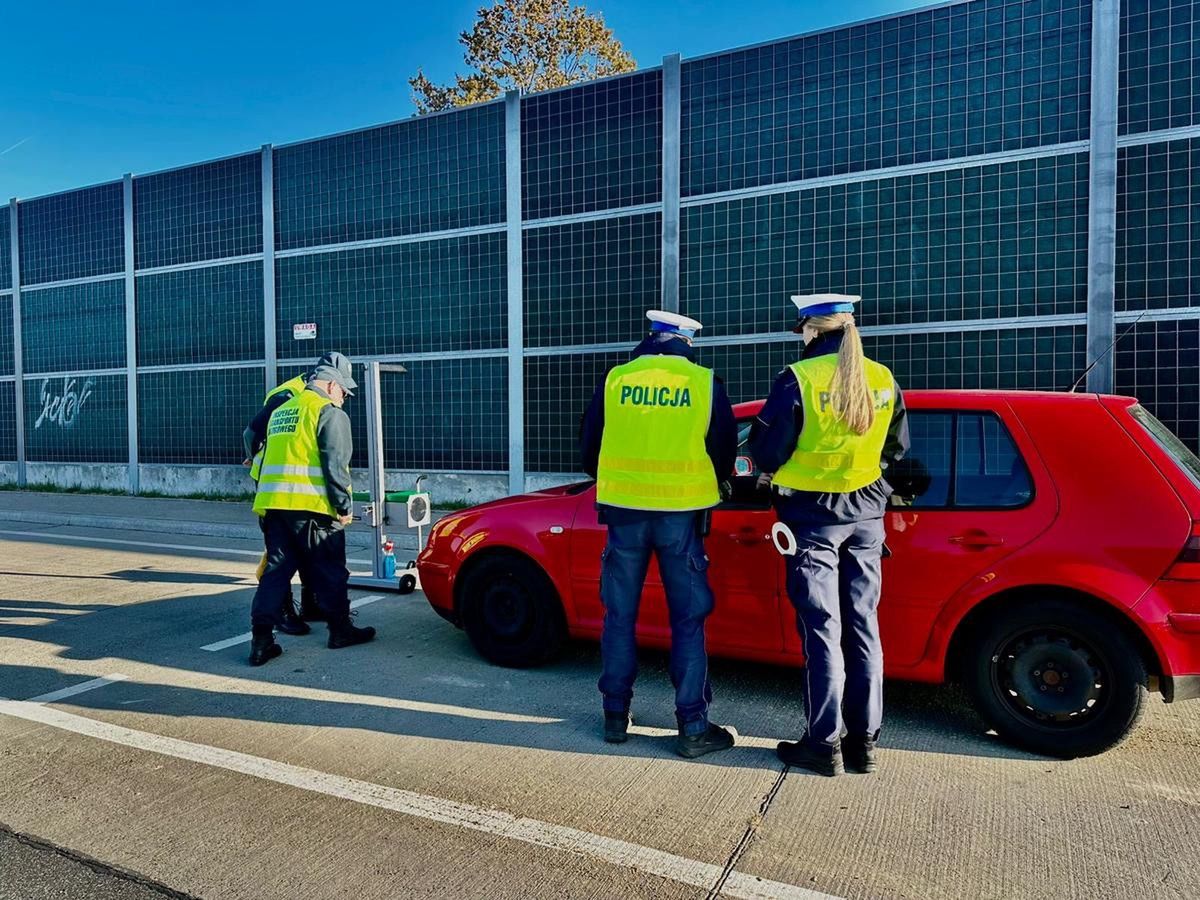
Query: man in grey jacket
248 354 376 666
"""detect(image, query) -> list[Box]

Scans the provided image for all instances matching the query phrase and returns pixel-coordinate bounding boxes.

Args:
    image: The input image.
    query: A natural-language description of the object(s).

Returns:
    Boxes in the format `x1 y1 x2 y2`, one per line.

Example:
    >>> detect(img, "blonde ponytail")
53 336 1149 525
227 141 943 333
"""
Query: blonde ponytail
805 313 874 435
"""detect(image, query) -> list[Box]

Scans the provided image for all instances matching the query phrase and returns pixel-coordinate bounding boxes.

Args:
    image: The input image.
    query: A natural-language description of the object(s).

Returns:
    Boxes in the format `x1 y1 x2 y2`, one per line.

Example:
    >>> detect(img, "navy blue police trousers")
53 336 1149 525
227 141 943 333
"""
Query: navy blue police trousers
598 508 715 736
782 517 886 748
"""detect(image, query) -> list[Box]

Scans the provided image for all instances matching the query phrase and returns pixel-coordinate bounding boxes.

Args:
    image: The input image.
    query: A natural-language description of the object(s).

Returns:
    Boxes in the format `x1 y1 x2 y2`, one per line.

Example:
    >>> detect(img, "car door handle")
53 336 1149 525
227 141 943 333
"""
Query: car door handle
949 531 1005 549
727 528 768 545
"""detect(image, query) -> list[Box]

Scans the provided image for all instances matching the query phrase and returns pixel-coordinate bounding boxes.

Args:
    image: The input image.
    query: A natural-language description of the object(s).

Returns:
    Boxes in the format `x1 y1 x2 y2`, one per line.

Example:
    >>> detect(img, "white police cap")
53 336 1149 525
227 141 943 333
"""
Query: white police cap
646 310 703 339
790 294 861 318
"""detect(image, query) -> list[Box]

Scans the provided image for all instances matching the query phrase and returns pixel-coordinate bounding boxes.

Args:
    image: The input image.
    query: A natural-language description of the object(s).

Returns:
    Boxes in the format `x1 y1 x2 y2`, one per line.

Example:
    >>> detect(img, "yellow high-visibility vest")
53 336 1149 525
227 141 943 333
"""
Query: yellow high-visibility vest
249 375 308 481
772 355 897 493
252 390 338 518
596 355 720 511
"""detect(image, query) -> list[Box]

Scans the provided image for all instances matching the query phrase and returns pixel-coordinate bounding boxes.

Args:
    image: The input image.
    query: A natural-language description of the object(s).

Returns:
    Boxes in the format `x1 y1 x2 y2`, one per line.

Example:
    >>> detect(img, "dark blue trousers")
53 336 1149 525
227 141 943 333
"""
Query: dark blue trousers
598 509 715 736
783 518 885 748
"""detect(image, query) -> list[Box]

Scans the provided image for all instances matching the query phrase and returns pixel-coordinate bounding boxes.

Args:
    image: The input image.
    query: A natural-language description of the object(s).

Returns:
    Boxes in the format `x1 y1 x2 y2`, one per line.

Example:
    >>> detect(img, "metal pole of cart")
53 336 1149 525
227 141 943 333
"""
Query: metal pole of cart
364 360 387 582
350 360 410 592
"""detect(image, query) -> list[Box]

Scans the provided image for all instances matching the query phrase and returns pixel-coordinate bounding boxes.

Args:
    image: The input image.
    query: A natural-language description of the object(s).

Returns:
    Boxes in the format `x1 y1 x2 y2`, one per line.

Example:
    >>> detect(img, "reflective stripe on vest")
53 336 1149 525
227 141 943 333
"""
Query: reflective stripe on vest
249 375 310 481
595 355 720 512
772 355 897 494
252 390 338 517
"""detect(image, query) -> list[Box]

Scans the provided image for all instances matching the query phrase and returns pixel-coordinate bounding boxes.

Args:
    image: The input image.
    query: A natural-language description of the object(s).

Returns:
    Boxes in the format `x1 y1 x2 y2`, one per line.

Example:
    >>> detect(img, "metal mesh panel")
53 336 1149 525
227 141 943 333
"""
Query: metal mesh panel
24 373 127 463
521 72 663 220
1117 138 1200 312
681 195 800 338
17 183 124 285
871 324 1087 391
526 350 624 473
379 357 508 470
281 358 508 472
0 382 15 461
523 213 662 348
21 280 126 374
0 207 10 290
1119 0 1199 135
137 263 265 367
137 368 264 465
0 296 12 377
275 233 507 360
698 342 798 405
682 0 1092 198
273 104 506 251
805 154 1090 328
134 155 262 269
1116 317 1200 449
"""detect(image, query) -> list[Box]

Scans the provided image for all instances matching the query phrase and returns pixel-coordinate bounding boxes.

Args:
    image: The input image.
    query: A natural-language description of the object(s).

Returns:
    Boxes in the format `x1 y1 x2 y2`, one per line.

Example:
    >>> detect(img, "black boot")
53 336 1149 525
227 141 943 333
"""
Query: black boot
249 632 282 667
327 618 376 649
603 711 632 744
776 740 844 776
676 724 735 759
299 587 326 622
842 736 878 774
277 592 311 636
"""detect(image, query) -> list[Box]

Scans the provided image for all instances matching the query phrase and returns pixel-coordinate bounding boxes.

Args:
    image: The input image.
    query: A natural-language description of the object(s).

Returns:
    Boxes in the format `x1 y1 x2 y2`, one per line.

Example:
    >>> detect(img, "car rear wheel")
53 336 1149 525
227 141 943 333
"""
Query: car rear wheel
459 554 566 668
964 599 1147 758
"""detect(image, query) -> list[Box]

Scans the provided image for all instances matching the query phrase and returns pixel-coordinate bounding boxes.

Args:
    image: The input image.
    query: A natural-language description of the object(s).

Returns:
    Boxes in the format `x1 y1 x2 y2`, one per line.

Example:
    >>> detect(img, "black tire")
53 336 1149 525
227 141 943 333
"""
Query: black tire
397 574 417 595
458 554 566 668
963 599 1148 758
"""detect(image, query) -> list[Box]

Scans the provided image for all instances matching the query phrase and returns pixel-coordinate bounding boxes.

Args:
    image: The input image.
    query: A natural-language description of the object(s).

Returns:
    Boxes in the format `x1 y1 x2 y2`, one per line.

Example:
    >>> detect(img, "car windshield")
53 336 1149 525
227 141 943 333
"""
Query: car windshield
1130 405 1200 491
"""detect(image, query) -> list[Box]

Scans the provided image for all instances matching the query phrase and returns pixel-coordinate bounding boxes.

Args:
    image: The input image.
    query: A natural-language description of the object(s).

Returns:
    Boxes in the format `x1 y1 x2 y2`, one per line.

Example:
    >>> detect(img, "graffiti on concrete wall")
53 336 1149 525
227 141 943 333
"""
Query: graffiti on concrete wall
34 376 95 430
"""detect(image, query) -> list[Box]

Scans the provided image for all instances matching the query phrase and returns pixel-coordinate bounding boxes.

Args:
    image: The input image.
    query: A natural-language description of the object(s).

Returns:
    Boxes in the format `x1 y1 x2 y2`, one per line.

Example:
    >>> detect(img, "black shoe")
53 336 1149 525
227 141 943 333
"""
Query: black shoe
776 740 844 776
277 600 311 637
676 724 735 759
842 737 878 774
249 634 282 667
299 588 326 622
604 711 632 744
327 621 376 649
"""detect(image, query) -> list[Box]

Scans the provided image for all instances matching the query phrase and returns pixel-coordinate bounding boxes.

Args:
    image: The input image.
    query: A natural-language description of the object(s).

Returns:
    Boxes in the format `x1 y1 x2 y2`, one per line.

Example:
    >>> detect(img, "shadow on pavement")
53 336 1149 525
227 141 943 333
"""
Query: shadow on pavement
0 578 1042 768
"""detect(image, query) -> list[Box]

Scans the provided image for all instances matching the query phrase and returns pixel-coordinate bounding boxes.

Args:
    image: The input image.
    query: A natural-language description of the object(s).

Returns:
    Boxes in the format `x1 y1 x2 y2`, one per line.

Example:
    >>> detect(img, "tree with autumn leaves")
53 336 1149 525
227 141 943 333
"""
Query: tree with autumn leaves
410 0 637 113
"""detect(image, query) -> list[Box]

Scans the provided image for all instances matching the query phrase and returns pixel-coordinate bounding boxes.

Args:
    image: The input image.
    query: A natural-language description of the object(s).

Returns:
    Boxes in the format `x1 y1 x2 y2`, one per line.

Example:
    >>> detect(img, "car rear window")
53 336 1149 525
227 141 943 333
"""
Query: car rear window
889 411 1032 509
1129 405 1200 491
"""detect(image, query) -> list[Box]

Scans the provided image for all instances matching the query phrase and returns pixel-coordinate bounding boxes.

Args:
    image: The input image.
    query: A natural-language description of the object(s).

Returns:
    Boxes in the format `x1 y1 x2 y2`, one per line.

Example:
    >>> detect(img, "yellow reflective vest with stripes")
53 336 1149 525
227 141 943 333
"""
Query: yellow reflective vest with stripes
595 354 720 512
248 375 309 482
252 390 337 518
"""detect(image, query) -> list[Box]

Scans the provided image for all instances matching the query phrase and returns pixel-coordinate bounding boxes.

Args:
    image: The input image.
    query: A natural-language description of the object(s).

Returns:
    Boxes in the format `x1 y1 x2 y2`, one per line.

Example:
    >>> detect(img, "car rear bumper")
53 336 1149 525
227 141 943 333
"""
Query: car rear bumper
1162 675 1200 703
1135 586 1200 698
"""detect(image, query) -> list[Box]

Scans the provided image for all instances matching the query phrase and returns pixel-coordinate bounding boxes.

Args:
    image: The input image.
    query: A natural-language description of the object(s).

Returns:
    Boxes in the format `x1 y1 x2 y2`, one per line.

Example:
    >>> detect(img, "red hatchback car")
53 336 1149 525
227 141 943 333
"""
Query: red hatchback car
418 391 1200 757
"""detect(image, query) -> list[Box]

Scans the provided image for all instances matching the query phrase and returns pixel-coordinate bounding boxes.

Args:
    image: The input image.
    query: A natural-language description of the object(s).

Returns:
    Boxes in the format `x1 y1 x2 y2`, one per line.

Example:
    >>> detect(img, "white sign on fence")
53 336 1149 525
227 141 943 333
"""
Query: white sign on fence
293 323 317 341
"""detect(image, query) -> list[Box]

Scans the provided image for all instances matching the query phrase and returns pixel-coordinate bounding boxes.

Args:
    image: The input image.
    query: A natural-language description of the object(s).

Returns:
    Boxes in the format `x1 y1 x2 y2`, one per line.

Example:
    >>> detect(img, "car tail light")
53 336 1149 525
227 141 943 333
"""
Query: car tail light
1164 521 1200 581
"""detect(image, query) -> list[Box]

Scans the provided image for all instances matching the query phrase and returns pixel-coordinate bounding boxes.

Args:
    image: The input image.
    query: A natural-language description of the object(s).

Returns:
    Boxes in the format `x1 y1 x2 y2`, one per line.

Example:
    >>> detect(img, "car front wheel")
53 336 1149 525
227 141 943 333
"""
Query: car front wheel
459 554 566 668
964 599 1148 758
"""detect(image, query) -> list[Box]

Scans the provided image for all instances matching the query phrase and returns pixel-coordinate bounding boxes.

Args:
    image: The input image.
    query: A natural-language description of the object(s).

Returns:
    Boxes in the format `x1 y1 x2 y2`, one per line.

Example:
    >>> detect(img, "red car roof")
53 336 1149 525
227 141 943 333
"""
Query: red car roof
732 390 1138 419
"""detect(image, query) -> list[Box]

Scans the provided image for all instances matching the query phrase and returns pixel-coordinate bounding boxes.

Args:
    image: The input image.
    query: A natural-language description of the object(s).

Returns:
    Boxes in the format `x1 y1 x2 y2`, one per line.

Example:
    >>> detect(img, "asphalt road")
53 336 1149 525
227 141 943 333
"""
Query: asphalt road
1 522 1198 899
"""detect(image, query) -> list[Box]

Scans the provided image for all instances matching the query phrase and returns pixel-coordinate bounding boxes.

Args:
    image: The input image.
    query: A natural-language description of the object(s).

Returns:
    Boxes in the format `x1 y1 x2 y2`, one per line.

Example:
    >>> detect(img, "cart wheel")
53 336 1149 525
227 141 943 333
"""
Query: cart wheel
397 573 417 595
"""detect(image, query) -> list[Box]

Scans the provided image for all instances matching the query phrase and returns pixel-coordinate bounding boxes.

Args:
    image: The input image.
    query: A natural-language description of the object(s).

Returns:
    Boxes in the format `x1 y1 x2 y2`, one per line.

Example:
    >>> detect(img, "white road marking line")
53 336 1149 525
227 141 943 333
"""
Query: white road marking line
0 527 371 566
0 699 838 900
200 594 386 651
26 675 129 704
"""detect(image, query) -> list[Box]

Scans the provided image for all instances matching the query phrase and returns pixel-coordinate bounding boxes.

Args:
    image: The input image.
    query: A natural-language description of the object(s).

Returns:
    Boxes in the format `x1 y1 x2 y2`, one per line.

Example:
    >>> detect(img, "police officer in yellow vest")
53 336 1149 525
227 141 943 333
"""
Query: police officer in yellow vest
242 353 348 634
248 354 376 666
580 310 738 758
750 295 909 776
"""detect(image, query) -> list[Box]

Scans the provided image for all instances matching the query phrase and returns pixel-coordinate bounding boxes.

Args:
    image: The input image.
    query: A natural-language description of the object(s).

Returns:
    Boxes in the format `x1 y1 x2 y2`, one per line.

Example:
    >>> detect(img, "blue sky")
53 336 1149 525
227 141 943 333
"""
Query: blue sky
1 0 928 200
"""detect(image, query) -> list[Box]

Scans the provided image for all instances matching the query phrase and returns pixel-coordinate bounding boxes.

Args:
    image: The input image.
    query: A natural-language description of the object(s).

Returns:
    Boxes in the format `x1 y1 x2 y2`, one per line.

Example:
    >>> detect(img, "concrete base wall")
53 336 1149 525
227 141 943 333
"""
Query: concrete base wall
0 462 586 505
27 463 129 492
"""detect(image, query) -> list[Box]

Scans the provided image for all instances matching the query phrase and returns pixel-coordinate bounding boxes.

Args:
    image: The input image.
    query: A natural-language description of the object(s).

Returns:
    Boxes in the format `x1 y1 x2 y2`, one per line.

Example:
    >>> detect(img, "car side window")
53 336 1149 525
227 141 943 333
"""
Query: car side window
887 412 952 507
954 413 1033 508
